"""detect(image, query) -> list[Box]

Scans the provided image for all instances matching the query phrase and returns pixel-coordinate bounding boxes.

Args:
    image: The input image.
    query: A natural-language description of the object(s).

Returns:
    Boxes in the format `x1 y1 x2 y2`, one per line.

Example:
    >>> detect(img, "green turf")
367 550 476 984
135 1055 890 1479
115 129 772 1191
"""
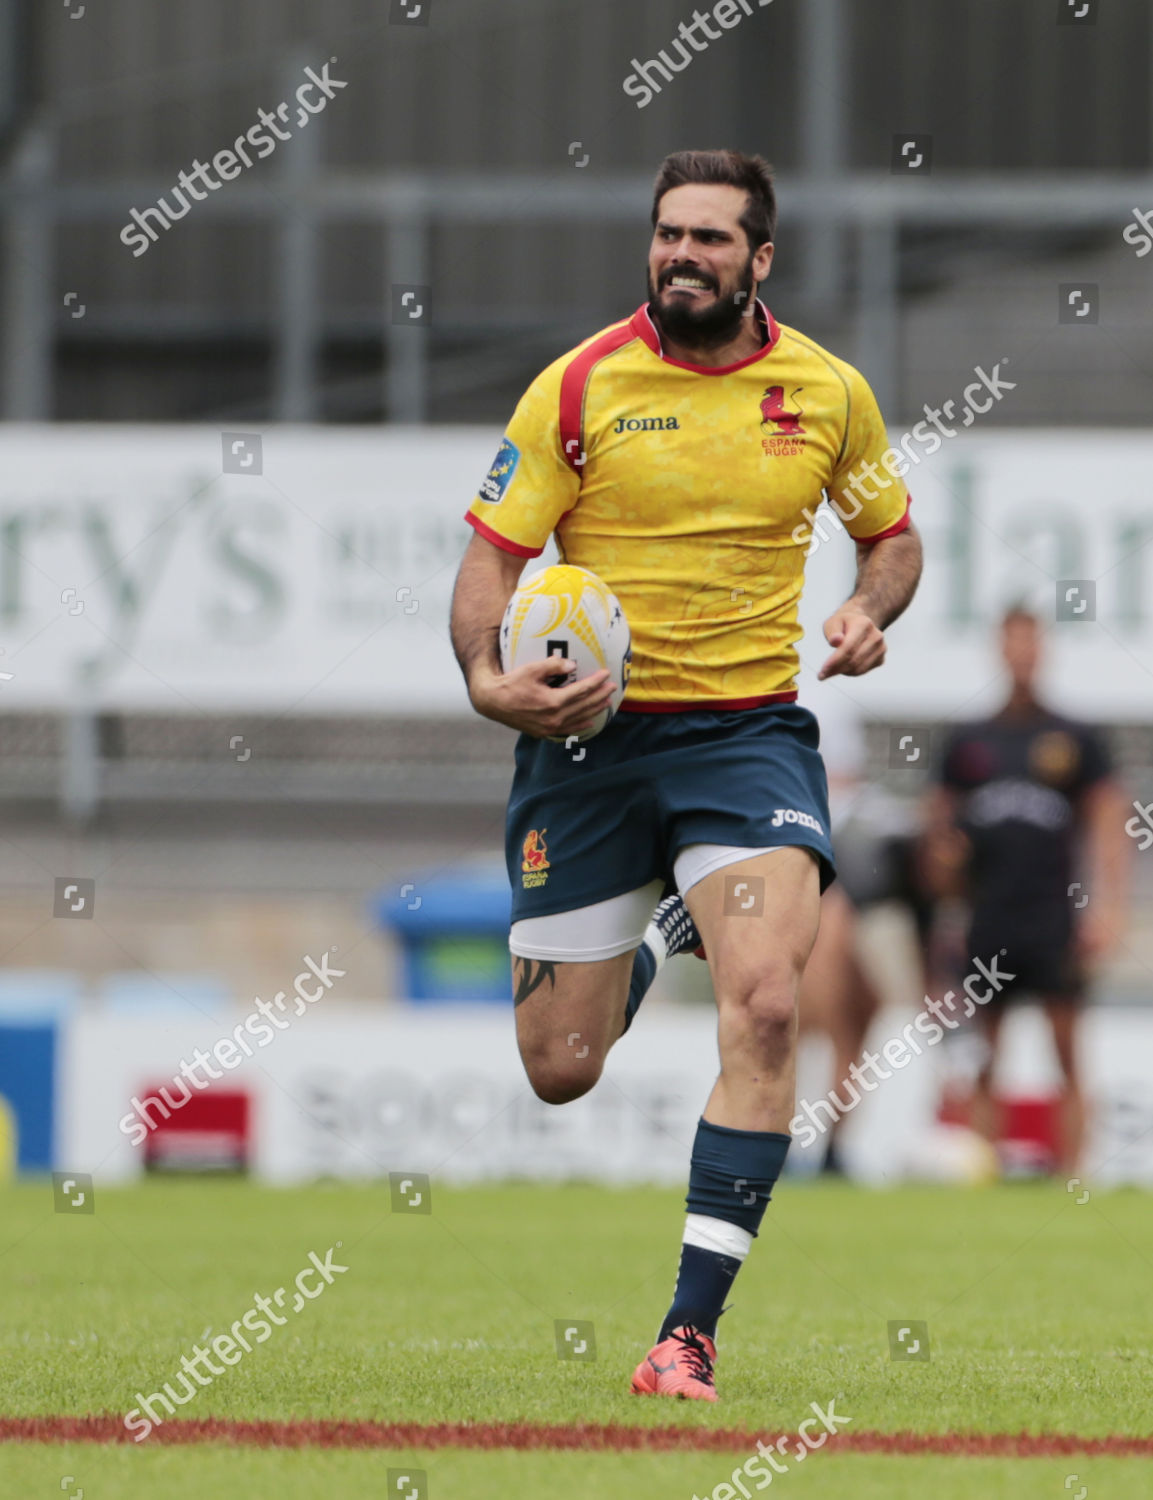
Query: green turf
3 1179 1151 1431
0 1448 1151 1500
1 1179 1150 1495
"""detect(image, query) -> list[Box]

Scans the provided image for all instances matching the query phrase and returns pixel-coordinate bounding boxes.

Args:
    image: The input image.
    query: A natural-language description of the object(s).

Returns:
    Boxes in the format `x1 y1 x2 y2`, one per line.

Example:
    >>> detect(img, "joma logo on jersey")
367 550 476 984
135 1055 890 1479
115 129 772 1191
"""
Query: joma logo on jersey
770 807 823 834
760 386 806 456
613 415 681 433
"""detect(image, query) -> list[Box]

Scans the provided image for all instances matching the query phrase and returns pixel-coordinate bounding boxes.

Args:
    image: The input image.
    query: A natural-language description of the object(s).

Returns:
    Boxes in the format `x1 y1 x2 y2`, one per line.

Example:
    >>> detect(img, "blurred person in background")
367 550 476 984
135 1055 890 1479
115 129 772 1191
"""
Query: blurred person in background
922 606 1130 1175
798 689 933 1174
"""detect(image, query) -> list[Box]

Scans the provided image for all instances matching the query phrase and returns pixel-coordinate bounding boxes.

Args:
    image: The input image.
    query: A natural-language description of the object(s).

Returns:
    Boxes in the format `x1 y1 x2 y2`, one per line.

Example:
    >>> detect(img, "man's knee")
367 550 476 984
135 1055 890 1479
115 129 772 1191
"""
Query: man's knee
1045 1005 1081 1082
1051 1038 1080 1086
718 969 799 1048
519 1040 606 1105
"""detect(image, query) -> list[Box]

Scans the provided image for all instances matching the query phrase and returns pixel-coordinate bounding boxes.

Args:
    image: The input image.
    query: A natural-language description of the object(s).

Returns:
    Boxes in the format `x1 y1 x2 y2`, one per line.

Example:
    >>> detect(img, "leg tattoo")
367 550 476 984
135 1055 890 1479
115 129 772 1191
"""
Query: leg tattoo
513 958 557 1007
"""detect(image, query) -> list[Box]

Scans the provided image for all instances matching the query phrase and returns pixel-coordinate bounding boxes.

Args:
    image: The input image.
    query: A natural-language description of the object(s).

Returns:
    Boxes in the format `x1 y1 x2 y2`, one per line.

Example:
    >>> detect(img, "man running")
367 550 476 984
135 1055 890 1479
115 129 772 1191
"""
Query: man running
450 149 922 1399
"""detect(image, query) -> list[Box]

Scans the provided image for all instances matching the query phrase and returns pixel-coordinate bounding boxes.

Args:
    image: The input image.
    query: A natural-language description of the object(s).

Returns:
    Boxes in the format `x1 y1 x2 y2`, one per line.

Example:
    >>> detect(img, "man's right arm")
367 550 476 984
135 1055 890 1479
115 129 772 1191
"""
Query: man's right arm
449 531 614 740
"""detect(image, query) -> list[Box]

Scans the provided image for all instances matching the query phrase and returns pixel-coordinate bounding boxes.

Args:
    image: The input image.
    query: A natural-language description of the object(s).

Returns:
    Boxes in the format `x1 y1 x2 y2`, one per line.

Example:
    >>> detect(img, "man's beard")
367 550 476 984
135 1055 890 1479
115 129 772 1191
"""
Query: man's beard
646 255 758 350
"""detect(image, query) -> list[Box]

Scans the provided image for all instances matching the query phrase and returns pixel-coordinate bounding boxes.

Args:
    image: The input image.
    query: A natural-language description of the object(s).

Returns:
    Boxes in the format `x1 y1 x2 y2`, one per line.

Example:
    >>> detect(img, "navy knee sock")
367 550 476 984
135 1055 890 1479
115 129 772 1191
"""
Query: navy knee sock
658 1242 743 1344
622 942 657 1032
658 1118 791 1342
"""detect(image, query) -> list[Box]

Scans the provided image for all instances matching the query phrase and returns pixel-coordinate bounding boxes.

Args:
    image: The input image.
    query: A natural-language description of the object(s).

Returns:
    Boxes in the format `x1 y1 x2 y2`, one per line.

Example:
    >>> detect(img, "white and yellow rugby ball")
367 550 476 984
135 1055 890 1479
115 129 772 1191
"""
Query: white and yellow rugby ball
499 564 631 741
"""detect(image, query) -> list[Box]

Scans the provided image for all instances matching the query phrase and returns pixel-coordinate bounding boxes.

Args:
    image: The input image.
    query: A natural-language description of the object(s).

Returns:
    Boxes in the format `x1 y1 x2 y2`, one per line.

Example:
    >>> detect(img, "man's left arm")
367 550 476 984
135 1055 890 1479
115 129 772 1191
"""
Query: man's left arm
1077 773 1131 965
819 523 923 680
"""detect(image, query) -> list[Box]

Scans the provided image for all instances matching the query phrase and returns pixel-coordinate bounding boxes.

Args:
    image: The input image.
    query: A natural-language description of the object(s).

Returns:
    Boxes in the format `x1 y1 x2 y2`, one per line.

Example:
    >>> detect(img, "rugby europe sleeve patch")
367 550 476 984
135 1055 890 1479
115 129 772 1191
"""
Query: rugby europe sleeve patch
478 439 520 504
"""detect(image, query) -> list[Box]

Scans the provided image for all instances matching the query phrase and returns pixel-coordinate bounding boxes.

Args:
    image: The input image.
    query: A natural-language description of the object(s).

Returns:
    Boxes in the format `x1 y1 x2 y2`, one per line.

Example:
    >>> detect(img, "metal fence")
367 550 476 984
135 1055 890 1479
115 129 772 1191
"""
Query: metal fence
6 129 1153 423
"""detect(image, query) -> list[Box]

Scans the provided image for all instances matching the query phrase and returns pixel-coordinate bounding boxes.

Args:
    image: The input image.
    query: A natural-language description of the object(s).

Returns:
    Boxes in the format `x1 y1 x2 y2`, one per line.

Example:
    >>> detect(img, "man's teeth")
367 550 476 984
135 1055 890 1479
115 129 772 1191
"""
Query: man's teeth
669 276 710 290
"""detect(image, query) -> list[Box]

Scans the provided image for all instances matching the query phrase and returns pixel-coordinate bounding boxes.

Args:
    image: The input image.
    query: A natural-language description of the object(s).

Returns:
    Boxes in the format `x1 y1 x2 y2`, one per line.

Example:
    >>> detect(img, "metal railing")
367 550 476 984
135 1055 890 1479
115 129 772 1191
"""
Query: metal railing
4 108 1153 423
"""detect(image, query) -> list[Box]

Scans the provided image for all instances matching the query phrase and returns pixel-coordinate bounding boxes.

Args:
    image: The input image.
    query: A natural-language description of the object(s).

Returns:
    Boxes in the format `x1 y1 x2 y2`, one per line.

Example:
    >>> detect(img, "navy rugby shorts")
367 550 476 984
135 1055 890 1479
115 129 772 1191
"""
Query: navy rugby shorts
505 702 836 924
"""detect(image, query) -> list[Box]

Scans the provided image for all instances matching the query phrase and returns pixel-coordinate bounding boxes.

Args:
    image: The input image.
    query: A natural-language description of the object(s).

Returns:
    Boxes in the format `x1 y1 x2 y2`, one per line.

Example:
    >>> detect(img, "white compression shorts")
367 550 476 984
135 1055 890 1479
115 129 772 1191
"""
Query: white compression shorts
508 843 796 963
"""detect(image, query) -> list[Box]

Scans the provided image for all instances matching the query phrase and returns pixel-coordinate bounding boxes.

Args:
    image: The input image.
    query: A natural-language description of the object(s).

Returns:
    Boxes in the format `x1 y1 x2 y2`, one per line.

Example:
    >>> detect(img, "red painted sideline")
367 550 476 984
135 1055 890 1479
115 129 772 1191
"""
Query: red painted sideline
1 1417 1152 1455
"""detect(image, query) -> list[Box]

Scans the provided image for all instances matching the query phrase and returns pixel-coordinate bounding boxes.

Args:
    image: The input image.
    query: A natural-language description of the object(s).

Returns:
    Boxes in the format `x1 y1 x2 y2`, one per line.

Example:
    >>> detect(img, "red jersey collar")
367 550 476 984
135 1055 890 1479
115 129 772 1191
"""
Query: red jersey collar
630 299 781 374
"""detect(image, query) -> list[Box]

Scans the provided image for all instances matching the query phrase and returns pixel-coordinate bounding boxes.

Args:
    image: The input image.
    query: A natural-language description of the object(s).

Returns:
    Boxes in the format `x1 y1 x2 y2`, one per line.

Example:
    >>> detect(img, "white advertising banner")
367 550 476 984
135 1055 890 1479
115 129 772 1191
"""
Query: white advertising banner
61 1005 716 1186
0 425 1149 716
0 425 492 713
60 1003 1153 1187
797 430 1153 721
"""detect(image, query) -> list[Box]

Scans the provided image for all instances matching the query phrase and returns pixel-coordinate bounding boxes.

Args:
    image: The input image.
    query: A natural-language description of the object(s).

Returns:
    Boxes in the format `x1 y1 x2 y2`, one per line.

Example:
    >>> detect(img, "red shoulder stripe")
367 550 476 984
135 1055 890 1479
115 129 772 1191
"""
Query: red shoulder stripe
558 321 637 474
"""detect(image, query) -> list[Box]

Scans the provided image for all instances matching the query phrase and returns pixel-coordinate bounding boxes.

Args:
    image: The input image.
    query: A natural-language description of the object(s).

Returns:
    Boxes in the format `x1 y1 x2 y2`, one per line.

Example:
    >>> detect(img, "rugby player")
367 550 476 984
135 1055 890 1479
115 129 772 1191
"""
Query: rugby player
450 149 922 1400
925 606 1129 1175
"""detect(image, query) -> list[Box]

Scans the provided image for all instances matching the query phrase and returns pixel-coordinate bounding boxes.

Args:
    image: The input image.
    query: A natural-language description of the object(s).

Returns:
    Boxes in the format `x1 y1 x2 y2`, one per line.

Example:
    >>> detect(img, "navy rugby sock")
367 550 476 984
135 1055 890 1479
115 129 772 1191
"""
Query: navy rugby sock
623 892 701 1033
658 1118 791 1342
622 943 657 1033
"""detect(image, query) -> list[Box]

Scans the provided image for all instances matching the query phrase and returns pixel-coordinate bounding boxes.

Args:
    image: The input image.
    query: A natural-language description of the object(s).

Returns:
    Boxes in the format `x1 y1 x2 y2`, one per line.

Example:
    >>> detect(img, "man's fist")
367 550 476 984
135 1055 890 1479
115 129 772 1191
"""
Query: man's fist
818 607 886 679
469 658 615 740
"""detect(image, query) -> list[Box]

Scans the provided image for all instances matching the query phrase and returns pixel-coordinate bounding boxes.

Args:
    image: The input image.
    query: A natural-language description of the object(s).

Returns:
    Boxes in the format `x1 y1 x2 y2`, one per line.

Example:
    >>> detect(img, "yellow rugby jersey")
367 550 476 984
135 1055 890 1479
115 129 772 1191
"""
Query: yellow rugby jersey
465 302 911 710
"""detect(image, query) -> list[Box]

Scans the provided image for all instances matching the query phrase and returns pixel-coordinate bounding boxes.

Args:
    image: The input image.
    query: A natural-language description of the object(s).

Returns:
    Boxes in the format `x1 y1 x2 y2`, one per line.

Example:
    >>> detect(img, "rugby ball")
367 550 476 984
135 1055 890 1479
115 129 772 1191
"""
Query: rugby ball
499 564 631 740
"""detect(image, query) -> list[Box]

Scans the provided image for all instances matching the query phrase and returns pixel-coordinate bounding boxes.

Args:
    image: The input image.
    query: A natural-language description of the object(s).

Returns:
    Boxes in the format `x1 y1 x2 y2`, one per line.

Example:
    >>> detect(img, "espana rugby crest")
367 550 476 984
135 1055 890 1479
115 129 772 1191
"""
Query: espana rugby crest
521 828 550 889
759 385 806 457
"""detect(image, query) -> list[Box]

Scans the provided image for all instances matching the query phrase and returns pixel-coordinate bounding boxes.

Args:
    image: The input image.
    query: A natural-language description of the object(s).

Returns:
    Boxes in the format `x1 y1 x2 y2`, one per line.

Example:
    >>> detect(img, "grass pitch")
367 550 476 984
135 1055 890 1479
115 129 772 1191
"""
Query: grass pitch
0 1178 1150 1497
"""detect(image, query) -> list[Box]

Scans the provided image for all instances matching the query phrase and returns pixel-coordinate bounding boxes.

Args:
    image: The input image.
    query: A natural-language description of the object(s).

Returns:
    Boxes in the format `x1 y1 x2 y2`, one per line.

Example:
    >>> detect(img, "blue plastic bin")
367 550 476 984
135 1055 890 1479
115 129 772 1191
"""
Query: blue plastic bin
373 874 512 1003
0 970 81 1173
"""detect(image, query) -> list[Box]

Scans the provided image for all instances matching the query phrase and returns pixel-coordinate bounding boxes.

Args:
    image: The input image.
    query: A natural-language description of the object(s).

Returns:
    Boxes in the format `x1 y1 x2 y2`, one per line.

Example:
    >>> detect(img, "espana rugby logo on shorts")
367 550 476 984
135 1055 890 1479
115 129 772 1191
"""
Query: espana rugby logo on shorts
479 438 520 503
522 828 550 889
759 385 807 457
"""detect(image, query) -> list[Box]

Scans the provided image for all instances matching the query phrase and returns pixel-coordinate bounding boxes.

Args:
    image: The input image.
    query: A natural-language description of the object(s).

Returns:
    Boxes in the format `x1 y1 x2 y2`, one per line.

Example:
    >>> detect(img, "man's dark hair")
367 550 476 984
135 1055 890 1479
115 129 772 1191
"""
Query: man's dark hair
651 150 777 250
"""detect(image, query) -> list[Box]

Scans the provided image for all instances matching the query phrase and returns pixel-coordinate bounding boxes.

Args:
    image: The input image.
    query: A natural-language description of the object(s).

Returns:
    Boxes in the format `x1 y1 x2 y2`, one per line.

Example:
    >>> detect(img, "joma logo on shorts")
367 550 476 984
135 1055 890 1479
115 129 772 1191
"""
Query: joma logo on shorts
771 807 824 833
